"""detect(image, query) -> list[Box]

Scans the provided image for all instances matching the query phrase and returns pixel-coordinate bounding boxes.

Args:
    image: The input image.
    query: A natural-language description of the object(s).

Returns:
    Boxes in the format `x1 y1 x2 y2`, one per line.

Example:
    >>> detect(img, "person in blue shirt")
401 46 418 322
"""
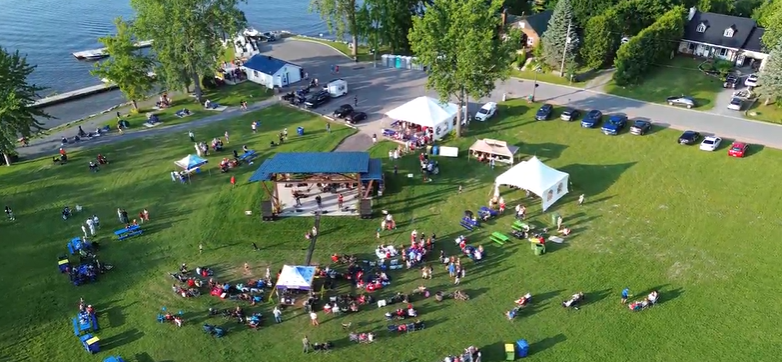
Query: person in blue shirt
621 288 630 304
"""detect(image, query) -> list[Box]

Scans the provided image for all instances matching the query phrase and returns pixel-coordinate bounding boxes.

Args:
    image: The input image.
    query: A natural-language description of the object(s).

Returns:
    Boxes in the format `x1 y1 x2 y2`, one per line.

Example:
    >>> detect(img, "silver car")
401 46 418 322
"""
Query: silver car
666 96 695 109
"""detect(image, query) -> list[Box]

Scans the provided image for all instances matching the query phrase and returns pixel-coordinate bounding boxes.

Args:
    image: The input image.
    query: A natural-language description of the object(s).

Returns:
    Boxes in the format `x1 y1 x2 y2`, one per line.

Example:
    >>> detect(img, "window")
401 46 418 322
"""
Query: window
518 21 525 29
696 23 707 32
688 43 695 50
253 70 259 78
719 48 728 56
723 27 734 37
527 37 535 46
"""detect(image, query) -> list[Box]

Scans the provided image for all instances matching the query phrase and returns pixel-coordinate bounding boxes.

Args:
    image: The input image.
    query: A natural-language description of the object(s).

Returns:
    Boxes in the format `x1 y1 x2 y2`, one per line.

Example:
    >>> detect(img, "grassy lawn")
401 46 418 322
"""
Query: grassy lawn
604 57 724 109
3 100 782 361
511 69 589 87
292 36 388 62
746 97 782 126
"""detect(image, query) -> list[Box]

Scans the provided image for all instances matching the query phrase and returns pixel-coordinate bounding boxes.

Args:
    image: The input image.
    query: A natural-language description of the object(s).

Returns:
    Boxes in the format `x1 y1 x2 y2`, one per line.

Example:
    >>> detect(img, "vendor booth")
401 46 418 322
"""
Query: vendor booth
468 139 519 165
276 265 316 290
494 156 570 211
175 154 208 172
384 96 459 141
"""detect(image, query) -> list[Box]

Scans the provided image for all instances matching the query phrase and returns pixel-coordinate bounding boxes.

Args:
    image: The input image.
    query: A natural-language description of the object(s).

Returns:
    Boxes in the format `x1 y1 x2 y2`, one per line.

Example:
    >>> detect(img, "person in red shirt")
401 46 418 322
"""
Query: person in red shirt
230 175 236 187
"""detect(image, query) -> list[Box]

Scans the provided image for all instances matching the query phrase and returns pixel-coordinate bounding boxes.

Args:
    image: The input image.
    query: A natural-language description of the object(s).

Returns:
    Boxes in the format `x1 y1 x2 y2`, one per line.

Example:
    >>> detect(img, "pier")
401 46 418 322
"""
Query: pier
33 83 118 108
72 40 153 60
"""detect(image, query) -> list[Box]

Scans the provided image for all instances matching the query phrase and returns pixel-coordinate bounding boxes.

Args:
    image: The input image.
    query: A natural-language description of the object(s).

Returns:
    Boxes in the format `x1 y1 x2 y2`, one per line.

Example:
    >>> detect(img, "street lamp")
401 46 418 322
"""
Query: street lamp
531 66 542 102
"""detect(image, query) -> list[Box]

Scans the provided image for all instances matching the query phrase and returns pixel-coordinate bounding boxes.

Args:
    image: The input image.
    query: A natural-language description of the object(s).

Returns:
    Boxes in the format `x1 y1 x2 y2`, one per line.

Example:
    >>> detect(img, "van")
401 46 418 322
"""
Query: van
325 79 348 97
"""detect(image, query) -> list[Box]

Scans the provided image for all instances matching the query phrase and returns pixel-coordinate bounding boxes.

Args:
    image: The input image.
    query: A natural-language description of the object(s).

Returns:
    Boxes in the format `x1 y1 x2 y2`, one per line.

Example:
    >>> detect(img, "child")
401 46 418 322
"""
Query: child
143 209 150 221
138 211 145 223
376 227 381 239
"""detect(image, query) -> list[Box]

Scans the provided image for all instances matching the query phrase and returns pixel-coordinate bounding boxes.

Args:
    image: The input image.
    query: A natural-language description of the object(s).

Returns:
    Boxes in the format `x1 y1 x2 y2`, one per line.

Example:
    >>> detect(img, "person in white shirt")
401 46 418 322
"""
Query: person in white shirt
86 218 95 236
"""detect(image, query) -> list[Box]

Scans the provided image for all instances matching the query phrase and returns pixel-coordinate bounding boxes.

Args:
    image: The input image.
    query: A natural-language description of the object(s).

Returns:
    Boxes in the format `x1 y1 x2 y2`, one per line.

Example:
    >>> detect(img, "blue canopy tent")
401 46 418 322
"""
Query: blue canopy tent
175 154 208 172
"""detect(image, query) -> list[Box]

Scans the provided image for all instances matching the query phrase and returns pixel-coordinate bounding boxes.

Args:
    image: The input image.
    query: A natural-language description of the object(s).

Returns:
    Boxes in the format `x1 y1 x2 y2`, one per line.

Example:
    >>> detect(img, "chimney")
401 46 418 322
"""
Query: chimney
688 7 697 22
502 7 507 25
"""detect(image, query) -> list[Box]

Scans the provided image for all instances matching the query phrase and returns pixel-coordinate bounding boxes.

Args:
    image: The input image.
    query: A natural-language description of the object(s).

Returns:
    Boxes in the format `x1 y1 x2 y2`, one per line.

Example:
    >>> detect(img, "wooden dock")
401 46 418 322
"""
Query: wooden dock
72 40 153 60
33 83 118 108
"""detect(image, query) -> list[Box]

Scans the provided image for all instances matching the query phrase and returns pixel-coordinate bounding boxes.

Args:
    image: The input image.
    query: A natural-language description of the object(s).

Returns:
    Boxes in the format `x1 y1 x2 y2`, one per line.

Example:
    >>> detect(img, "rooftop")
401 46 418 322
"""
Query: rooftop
242 55 300 75
248 152 371 182
360 158 384 181
684 11 757 50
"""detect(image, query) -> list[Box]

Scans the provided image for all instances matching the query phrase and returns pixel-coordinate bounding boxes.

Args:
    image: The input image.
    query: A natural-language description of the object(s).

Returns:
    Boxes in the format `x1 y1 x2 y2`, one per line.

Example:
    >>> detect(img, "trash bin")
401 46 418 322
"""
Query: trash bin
432 145 439 155
534 244 545 256
550 212 561 227
427 145 433 154
297 127 304 136
516 339 529 358
505 343 515 360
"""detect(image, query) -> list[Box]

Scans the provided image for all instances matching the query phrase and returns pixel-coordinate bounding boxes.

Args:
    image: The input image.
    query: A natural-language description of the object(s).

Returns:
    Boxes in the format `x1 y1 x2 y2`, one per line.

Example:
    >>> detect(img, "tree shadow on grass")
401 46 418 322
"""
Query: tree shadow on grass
102 328 144 350
560 162 637 196
516 142 569 162
529 333 568 356
102 303 133 328
135 352 174 362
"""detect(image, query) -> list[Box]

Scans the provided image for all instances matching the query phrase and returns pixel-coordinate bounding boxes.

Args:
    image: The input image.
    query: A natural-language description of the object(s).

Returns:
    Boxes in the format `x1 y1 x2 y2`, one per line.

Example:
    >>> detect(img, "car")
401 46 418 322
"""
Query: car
723 75 739 88
581 110 603 128
601 115 628 135
474 102 497 121
304 90 330 109
699 136 722 151
678 130 701 145
345 111 367 124
744 74 759 88
728 142 749 158
727 97 743 111
560 108 580 121
666 96 696 109
535 104 553 121
630 119 652 135
332 104 354 118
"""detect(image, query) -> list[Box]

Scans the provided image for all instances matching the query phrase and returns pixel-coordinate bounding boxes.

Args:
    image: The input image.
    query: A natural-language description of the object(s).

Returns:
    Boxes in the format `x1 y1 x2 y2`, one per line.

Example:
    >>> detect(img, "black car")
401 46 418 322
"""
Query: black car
678 130 701 145
629 120 652 135
535 104 554 121
723 75 739 89
345 111 367 124
666 96 695 109
333 104 354 118
560 108 580 121
304 91 330 109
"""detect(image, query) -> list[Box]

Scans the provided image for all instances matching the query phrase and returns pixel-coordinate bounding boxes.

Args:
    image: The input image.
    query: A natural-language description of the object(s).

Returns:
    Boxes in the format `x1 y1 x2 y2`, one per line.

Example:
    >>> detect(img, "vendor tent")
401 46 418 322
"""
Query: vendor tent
276 265 316 290
468 139 519 164
494 156 570 211
175 154 208 170
385 96 459 139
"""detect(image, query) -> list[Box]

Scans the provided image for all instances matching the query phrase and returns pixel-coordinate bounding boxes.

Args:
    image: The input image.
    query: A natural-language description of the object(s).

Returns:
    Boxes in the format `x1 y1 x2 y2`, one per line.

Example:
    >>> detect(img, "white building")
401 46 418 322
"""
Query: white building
242 55 303 89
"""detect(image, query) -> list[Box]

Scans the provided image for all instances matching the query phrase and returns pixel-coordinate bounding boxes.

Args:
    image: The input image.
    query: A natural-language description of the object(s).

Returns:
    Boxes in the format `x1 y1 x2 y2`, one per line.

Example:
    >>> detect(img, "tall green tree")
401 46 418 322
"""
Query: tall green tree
0 48 51 166
409 0 520 137
697 0 735 14
581 9 621 69
357 0 421 54
310 0 360 58
130 0 245 102
759 43 782 105
540 0 578 72
757 0 782 49
90 18 155 111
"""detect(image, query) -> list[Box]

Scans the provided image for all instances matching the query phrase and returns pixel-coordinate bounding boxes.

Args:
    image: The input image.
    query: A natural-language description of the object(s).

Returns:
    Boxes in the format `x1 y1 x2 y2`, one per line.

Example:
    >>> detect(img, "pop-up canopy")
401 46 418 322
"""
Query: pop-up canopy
175 154 208 171
385 96 458 139
494 156 570 211
276 265 316 290
468 139 519 164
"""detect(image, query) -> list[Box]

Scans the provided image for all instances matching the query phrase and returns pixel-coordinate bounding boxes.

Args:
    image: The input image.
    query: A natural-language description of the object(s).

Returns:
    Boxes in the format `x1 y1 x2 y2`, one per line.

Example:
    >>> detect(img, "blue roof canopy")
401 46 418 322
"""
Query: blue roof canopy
248 152 371 182
243 55 299 75
360 158 383 181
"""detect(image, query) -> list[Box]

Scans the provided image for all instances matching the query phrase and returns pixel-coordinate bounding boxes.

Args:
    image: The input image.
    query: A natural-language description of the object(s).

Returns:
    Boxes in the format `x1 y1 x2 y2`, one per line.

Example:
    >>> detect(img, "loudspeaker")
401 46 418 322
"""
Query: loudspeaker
261 201 275 221
359 199 373 219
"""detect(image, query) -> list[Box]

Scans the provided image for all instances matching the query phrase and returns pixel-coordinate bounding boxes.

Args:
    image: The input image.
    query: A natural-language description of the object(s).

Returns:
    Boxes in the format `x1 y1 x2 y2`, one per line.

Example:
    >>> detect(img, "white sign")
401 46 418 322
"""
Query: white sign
439 146 459 157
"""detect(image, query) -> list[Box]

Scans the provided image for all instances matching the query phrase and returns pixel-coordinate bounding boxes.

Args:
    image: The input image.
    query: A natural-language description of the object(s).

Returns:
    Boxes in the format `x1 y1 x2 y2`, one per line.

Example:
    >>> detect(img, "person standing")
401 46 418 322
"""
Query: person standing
372 134 377 143
199 243 203 254
354 95 358 107
337 194 344 209
251 121 258 133
230 176 236 188
326 123 331 133
621 288 630 304
302 336 311 353
188 131 195 142
116 208 123 223
556 215 563 231
309 311 319 326
4 206 14 221
81 224 88 238
578 194 585 205
224 131 230 144
273 306 283 323
92 215 100 229
86 218 96 236
143 209 150 222
490 158 495 169
283 128 288 139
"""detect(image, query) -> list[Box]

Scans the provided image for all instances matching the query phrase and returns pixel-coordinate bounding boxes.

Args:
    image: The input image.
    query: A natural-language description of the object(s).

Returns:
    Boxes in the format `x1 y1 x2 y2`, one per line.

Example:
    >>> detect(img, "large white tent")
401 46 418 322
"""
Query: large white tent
494 156 570 211
385 96 459 140
275 265 316 290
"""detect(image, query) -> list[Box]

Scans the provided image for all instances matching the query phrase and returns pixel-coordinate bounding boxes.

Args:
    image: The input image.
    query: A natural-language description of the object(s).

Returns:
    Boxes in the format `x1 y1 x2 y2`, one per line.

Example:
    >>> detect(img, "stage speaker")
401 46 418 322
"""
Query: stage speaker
261 201 275 221
359 199 373 219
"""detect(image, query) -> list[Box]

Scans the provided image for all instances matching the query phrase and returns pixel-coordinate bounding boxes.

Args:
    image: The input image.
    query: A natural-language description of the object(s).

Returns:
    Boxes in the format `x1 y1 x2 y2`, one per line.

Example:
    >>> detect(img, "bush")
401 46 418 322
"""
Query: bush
582 9 622 69
201 76 218 90
516 52 527 69
714 60 734 77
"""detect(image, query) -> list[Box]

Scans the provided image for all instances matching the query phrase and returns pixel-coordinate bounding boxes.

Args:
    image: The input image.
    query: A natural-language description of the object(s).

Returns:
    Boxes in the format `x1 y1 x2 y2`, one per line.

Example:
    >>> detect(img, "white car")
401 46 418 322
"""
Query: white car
727 98 743 111
699 136 722 151
745 74 759 87
474 102 497 121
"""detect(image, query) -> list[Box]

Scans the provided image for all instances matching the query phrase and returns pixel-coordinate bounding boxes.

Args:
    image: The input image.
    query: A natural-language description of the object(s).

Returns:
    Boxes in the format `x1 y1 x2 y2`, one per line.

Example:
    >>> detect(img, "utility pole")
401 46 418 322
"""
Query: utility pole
559 17 573 77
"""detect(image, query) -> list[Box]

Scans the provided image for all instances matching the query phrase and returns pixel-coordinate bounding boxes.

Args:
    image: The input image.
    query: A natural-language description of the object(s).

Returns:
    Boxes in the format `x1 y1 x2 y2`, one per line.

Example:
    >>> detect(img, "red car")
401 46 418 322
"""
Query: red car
728 142 749 158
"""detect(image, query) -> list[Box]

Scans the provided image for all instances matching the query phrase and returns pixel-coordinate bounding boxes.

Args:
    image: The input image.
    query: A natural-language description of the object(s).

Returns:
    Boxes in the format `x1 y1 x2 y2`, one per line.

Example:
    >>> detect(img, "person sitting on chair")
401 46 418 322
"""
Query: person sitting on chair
505 308 518 320
515 293 532 307
97 154 108 165
562 292 585 309
89 161 99 172
62 206 72 220
647 290 659 305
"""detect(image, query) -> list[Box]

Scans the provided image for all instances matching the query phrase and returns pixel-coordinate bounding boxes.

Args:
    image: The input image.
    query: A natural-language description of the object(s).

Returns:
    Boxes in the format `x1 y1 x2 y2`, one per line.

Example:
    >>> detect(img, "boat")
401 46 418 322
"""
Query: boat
72 40 154 61
243 27 261 38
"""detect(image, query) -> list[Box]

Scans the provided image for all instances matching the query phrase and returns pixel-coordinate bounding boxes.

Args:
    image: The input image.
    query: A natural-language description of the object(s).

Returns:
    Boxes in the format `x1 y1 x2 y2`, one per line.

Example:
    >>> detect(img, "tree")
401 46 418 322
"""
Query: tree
540 0 578 72
0 48 51 165
409 0 520 137
581 9 621 69
90 18 155 111
571 0 619 27
698 0 735 14
130 0 246 102
356 0 420 54
759 43 782 105
310 0 360 58
757 1 782 49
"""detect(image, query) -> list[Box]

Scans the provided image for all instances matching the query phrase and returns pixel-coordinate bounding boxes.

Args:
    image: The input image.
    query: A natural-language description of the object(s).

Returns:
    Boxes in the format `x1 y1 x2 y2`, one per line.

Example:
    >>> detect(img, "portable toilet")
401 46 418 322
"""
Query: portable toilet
516 339 529 358
104 357 126 362
394 56 402 69
80 334 100 354
403 56 413 69
505 343 515 360
381 54 389 67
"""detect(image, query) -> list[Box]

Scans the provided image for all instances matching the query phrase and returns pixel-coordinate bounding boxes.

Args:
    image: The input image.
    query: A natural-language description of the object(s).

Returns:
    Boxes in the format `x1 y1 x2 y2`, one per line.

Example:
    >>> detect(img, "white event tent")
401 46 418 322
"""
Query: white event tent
385 96 459 140
494 156 570 211
275 265 316 290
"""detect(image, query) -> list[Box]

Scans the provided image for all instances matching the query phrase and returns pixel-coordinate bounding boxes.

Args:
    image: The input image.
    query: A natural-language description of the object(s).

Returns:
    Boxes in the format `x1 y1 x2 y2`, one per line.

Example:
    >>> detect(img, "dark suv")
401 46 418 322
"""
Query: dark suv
304 91 330 109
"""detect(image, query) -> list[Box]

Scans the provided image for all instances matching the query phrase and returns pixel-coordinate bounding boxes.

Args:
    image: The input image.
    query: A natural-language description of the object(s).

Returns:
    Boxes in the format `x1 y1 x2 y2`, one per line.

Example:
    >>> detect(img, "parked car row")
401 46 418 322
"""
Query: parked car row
332 104 367 124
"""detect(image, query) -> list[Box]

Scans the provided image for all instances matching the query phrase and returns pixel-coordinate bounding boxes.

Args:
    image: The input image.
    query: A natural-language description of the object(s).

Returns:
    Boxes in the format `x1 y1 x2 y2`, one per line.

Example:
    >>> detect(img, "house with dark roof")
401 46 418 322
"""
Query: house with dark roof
241 54 303 89
503 10 553 49
678 7 769 70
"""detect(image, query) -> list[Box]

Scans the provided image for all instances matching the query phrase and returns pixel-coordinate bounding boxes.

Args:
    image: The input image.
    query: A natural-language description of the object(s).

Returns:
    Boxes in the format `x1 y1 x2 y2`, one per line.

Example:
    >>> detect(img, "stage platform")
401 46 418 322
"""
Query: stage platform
277 184 360 217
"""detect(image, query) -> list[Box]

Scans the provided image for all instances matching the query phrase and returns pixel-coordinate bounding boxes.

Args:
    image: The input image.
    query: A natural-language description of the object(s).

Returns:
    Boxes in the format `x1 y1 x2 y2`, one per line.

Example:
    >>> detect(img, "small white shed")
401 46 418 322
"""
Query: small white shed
242 55 303 89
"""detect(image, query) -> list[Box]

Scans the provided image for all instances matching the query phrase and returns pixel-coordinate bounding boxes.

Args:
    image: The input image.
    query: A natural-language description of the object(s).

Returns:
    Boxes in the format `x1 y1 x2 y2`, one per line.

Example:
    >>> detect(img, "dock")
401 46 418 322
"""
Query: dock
33 83 118 108
72 40 153 60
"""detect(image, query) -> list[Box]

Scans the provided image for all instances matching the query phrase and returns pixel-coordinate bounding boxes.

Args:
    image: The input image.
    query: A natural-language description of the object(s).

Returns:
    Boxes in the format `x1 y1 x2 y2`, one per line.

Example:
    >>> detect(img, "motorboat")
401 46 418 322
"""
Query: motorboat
243 27 261 38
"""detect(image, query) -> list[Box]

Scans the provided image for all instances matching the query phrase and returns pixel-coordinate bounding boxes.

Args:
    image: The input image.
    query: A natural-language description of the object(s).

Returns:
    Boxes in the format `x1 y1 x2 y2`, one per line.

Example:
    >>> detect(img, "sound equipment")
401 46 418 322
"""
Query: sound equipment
359 199 373 219
261 201 275 221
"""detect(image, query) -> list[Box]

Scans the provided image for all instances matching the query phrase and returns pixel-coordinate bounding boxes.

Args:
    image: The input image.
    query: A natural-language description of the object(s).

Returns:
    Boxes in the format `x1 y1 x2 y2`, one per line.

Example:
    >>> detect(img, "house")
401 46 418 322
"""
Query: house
241 55 303 89
678 7 768 70
503 10 553 49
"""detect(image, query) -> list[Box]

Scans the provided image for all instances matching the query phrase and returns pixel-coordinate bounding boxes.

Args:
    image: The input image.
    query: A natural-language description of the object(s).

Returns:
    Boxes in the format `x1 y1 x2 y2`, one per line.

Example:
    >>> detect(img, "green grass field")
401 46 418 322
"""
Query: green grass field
1 101 781 362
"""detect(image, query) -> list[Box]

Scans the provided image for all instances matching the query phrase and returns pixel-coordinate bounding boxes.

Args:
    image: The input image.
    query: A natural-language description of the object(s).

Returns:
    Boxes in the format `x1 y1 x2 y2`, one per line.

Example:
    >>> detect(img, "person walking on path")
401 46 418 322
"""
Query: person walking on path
4 206 14 221
309 311 319 326
273 306 283 323
188 131 195 142
302 336 311 353
372 134 377 143
621 288 630 304
337 193 344 209
578 194 585 205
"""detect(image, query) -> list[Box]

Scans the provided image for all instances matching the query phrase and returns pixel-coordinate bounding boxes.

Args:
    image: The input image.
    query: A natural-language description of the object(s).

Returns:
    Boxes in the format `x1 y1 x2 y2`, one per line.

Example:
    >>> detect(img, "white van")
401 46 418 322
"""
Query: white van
324 79 348 97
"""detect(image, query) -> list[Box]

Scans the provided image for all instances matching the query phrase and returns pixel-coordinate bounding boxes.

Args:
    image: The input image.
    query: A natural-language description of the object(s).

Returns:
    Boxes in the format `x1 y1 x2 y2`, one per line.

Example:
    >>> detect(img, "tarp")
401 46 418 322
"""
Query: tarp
276 265 316 290
385 96 458 139
175 154 208 170
494 156 570 211
469 139 519 164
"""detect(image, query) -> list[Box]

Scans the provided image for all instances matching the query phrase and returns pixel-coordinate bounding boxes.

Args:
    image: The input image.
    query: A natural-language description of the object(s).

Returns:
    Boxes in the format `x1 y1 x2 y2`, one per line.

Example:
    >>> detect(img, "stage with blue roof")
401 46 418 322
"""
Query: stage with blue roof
248 152 384 218
241 54 303 89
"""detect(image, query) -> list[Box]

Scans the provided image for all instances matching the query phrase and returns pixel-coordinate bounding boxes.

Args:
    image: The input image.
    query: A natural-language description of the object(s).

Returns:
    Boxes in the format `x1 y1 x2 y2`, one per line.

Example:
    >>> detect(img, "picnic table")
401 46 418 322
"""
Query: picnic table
114 225 143 240
238 150 258 162
491 232 510 245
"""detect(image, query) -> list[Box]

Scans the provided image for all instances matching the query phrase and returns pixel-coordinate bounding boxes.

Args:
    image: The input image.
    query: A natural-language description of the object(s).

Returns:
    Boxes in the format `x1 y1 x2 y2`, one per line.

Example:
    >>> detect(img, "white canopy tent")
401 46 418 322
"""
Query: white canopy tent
385 96 459 140
468 139 519 164
494 156 570 211
275 265 316 290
